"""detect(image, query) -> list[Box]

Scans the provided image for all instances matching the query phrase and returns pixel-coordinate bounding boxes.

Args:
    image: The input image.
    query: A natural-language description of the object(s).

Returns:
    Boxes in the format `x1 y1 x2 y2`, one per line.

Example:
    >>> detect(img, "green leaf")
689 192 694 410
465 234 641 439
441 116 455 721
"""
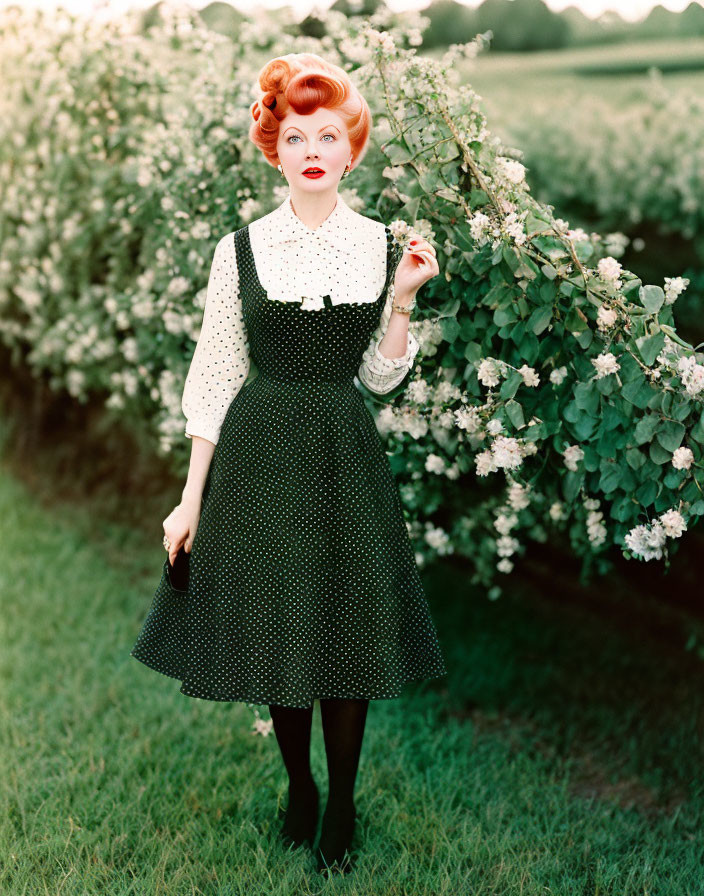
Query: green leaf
500 371 523 400
636 479 658 506
574 415 597 439
575 329 593 350
626 447 646 469
611 494 636 521
565 307 588 333
622 376 654 409
574 381 600 415
563 401 580 423
649 440 672 464
639 285 665 313
636 330 666 366
528 305 553 335
464 341 482 361
656 420 685 452
634 414 660 445
541 263 558 280
562 470 583 502
505 399 525 430
493 307 517 327
440 317 461 342
502 245 519 272
691 410 704 442
598 462 621 494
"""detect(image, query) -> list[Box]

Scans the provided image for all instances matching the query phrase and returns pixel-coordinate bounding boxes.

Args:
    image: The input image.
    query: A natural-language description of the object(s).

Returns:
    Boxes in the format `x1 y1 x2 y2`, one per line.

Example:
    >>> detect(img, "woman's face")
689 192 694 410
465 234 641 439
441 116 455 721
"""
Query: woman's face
276 107 352 192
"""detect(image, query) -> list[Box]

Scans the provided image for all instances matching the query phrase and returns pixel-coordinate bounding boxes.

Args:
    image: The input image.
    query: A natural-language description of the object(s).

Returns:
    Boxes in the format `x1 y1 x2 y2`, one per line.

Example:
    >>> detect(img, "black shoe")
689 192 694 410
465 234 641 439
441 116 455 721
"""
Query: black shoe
315 801 357 876
278 778 319 849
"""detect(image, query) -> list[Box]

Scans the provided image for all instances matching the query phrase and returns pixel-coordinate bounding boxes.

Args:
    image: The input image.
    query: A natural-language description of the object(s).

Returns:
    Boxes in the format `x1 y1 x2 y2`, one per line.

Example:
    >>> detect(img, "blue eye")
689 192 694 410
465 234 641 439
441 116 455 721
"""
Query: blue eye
287 134 335 144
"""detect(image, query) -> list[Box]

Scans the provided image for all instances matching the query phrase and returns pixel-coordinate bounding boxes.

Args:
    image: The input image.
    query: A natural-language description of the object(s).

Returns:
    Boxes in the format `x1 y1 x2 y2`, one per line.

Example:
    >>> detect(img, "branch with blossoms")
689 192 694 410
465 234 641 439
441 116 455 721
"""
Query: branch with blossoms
347 25 704 587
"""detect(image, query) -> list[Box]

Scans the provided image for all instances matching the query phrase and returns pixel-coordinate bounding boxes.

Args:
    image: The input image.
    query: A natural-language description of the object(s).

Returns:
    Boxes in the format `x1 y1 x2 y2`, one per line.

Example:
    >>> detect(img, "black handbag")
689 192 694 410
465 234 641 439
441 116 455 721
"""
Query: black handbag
166 546 190 591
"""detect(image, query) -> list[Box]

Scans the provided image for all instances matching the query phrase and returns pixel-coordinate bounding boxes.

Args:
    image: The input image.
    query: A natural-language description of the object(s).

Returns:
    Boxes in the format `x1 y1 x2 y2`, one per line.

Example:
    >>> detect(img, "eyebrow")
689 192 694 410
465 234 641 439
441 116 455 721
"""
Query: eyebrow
283 124 341 135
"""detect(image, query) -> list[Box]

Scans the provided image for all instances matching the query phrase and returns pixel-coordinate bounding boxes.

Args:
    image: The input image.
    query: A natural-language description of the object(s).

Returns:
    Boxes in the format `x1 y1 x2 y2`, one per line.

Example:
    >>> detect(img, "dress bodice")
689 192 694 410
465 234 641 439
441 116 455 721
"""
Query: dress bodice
236 225 399 385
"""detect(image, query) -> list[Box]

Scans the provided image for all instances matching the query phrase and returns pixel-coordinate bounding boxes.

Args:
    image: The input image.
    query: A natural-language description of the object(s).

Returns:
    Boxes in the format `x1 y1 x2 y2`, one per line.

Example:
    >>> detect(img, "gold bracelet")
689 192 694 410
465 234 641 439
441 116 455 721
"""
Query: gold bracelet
391 300 415 314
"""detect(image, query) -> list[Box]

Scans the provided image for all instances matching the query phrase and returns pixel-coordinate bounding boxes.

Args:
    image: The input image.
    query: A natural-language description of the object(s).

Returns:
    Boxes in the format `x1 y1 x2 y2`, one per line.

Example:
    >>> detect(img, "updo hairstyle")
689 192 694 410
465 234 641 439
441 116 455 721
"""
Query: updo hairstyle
248 53 371 170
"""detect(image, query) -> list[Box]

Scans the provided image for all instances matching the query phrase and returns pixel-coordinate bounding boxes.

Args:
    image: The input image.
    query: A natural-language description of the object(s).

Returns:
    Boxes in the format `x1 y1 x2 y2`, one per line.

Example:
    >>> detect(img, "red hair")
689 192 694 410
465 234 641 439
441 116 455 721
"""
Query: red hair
249 53 371 170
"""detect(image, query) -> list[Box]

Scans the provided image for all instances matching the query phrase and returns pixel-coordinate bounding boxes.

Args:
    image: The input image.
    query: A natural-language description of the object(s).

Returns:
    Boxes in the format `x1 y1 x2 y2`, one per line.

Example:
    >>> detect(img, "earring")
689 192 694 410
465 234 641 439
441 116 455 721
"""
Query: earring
277 164 285 178
342 162 351 178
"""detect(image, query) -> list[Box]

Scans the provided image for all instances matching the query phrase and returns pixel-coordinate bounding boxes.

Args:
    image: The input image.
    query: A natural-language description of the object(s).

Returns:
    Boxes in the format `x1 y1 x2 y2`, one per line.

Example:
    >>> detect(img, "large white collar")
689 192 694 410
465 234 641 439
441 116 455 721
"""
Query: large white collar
258 192 359 251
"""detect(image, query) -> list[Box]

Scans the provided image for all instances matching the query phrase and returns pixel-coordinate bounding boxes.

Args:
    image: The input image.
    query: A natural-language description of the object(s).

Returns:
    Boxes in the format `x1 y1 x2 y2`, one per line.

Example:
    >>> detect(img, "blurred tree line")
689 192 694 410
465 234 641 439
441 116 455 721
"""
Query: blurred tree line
186 0 704 53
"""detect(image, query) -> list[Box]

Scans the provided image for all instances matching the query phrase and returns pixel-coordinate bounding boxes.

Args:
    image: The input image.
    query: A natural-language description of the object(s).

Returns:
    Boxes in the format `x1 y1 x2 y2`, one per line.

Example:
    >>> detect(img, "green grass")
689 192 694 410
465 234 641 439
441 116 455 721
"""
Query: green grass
1 461 702 894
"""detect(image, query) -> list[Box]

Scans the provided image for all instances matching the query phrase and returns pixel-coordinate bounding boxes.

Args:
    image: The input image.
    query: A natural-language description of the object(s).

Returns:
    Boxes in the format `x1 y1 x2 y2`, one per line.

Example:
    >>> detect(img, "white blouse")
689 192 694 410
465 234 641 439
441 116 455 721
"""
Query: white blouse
181 192 419 444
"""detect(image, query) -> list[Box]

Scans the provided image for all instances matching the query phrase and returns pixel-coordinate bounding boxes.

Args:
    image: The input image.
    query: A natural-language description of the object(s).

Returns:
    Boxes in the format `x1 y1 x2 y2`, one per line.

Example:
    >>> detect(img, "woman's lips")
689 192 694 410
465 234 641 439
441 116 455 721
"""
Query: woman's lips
302 169 325 178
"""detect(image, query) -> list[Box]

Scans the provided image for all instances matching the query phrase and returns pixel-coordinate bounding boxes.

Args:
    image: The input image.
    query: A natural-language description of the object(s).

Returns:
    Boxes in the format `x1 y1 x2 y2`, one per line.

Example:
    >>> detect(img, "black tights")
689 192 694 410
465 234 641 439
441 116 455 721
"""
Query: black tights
268 698 369 857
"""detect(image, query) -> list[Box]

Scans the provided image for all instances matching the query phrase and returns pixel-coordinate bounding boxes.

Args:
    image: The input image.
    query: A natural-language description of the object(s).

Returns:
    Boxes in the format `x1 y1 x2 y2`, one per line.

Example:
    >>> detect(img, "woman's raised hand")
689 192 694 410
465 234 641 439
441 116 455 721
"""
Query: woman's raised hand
393 235 439 304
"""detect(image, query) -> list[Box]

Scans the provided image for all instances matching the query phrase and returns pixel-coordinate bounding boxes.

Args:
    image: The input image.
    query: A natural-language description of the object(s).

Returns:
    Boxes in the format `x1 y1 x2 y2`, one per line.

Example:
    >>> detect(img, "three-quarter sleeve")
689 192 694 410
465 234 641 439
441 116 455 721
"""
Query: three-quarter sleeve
181 233 250 445
357 239 419 397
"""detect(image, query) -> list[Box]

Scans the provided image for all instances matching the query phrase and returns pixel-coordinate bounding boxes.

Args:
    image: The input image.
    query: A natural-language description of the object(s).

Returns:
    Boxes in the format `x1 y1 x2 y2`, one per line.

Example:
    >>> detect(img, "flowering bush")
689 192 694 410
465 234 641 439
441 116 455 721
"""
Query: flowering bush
1 4 703 603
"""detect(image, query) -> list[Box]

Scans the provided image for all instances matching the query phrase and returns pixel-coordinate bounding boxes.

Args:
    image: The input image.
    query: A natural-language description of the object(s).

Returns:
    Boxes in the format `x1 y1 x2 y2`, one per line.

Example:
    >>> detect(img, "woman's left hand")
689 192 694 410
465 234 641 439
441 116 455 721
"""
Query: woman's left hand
393 235 439 305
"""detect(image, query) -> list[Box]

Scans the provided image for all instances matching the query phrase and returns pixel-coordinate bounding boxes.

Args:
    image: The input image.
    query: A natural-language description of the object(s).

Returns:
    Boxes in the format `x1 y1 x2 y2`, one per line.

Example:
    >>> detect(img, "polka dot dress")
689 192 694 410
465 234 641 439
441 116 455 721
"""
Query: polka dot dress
130 224 448 708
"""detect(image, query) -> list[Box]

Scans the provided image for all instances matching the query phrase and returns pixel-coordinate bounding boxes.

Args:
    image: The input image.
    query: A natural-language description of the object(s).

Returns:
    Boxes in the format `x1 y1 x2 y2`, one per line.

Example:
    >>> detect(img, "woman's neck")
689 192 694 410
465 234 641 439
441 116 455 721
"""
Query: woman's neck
288 190 339 231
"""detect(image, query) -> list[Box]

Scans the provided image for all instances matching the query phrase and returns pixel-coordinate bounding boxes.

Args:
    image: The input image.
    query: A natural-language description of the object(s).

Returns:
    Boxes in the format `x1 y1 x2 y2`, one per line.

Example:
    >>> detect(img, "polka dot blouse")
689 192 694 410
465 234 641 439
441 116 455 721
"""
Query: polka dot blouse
181 192 419 444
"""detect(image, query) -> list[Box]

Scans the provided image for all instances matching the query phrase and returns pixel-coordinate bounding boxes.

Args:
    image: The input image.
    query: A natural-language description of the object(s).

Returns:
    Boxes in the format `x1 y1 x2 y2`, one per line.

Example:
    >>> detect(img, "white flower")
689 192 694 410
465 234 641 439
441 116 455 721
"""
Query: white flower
434 381 462 403
592 352 620 379
563 445 584 472
603 231 629 258
496 535 519 557
624 520 667 561
494 512 519 535
596 305 618 331
507 480 531 511
475 449 498 477
454 405 481 433
519 365 540 387
424 525 453 554
167 276 190 296
566 227 590 242
425 453 447 474
672 446 694 470
407 378 431 404
504 211 527 247
496 157 526 185
549 501 566 521
486 418 504 435
679 360 704 398
382 165 405 183
550 366 568 385
252 717 273 737
492 436 523 471
586 509 607 546
497 557 514 573
477 358 502 387
664 276 689 305
597 257 623 287
659 509 686 538
469 211 491 245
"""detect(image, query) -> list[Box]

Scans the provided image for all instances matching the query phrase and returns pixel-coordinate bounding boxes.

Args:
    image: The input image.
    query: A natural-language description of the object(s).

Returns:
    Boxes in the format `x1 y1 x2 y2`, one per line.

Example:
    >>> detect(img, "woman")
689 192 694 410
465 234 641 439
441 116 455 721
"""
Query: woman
131 52 447 876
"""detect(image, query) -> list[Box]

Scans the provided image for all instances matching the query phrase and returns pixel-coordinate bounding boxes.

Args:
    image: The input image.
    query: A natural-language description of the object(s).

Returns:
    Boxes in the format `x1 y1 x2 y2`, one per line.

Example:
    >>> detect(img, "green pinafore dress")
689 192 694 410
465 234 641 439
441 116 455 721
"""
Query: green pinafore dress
130 224 447 708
